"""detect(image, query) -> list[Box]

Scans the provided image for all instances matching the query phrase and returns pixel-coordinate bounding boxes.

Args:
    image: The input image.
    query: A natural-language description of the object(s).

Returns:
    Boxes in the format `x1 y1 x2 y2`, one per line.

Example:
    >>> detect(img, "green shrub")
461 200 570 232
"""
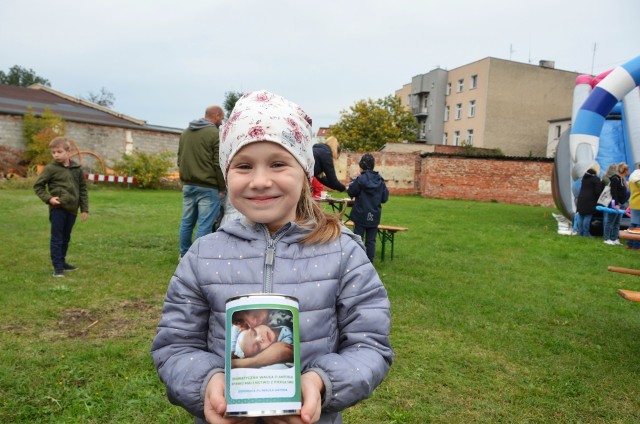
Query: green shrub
111 151 173 189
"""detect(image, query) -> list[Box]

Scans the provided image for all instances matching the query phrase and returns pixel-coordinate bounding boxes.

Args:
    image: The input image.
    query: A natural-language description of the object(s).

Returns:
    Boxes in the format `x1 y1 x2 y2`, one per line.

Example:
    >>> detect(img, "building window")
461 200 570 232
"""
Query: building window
446 83 451 96
454 131 461 146
468 100 476 117
455 103 462 120
457 79 464 92
444 105 450 121
555 125 562 138
470 74 478 89
443 132 448 145
466 129 474 146
423 97 428 108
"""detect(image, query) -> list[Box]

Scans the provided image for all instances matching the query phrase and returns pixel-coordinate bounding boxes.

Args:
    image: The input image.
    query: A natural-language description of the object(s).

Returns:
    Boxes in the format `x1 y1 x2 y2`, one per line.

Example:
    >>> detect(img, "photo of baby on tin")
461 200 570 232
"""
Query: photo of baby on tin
229 308 294 369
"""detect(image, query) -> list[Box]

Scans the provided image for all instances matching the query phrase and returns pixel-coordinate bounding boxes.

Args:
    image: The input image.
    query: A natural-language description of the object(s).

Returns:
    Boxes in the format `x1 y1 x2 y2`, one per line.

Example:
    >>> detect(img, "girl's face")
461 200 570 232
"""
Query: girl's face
227 142 305 233
240 324 276 358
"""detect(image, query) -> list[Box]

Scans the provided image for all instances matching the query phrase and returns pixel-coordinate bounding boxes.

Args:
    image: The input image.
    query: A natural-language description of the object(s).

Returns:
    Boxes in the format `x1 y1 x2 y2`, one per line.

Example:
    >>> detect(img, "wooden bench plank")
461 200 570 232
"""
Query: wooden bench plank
608 266 640 276
618 289 640 302
343 221 408 261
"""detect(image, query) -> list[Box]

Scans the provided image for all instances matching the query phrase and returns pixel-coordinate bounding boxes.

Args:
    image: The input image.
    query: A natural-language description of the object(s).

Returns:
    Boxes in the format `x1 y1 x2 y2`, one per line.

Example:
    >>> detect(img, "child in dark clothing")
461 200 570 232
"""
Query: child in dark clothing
347 153 389 262
34 137 89 277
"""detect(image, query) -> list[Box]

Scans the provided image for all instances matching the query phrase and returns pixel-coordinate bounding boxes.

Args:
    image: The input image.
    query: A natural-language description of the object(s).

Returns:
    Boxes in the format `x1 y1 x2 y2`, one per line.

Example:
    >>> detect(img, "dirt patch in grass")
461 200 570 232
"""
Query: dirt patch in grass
48 300 160 340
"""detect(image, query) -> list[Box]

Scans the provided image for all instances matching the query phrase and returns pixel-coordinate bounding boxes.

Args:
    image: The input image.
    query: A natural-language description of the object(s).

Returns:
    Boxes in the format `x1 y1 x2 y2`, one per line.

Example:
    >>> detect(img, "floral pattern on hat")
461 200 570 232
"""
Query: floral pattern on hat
219 90 315 181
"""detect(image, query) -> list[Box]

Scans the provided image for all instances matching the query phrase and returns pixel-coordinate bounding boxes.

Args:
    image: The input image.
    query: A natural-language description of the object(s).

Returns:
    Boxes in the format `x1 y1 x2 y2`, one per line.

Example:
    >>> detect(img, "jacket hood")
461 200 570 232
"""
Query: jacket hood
52 159 81 169
218 216 362 246
358 170 385 189
629 170 640 183
188 118 215 131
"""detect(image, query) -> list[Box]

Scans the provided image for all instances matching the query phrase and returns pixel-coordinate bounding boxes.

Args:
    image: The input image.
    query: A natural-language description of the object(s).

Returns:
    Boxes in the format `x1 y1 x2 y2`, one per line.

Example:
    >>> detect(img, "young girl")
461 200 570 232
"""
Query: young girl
151 90 393 424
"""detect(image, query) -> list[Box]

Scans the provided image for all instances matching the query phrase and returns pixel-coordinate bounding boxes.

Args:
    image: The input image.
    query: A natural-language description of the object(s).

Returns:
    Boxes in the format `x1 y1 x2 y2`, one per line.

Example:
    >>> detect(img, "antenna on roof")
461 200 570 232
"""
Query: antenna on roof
590 42 597 75
509 44 515 61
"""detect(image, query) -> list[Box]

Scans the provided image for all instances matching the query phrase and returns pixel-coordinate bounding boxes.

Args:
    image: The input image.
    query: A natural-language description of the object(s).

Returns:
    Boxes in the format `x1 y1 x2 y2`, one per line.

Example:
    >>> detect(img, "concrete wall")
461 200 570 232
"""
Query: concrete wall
0 114 180 168
0 115 24 151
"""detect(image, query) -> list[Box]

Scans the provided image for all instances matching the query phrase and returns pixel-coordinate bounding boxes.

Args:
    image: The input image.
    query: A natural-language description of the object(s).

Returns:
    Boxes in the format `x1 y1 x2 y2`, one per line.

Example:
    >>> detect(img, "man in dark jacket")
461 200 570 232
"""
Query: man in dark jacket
576 163 602 237
347 153 389 262
178 105 226 259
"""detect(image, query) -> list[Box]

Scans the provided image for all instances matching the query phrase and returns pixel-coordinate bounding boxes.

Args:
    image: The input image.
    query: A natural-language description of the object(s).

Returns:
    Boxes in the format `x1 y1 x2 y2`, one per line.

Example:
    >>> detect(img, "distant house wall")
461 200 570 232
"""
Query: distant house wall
0 114 180 167
0 115 24 151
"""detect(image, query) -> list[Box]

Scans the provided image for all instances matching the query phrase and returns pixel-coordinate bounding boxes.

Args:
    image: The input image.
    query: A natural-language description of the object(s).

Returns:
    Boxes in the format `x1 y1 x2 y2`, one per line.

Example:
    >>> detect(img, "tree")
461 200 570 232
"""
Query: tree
22 107 66 165
0 65 51 87
223 91 244 116
328 95 419 151
81 87 116 109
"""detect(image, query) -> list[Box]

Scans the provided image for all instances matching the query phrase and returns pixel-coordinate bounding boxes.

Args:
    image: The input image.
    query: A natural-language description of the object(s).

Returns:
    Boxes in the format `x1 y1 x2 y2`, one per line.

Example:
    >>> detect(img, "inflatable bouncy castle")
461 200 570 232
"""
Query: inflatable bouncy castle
552 55 640 221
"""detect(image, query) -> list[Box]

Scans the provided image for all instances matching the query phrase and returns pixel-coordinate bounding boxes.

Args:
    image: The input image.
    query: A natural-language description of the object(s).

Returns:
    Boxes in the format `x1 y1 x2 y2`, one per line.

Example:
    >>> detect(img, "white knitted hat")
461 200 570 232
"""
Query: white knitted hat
219 90 315 181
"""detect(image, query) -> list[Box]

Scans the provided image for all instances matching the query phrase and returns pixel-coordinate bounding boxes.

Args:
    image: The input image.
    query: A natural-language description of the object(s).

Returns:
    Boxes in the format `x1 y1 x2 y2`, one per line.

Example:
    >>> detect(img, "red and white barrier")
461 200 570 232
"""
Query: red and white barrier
86 173 137 184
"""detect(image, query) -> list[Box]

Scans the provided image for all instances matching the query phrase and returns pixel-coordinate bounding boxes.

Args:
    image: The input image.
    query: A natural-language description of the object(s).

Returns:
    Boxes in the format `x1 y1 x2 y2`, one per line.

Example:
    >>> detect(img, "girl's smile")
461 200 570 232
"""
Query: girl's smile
227 141 305 232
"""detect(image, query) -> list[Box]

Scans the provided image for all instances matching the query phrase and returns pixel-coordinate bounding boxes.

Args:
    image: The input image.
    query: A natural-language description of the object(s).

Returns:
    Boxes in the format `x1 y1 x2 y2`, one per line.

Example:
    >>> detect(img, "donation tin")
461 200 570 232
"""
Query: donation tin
225 294 301 417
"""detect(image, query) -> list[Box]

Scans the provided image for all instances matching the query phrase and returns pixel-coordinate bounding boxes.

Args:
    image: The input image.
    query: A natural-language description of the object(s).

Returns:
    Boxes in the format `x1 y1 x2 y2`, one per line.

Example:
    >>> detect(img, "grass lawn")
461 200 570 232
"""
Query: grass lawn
2 187 640 423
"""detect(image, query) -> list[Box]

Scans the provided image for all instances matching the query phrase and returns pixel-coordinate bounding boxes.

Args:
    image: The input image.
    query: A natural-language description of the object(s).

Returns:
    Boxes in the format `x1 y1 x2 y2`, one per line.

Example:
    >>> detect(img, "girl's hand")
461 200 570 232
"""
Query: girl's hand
81 212 88 221
262 372 324 424
49 197 61 206
204 373 255 424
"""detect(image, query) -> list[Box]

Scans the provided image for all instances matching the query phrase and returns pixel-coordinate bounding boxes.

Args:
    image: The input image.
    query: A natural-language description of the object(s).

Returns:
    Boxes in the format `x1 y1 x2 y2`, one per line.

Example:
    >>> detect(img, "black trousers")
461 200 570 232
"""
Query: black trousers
353 223 377 263
49 208 76 271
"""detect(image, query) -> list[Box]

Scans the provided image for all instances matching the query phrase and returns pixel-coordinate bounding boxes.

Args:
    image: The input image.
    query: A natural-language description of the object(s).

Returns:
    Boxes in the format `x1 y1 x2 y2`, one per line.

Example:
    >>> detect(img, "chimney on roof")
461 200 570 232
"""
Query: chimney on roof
539 60 555 69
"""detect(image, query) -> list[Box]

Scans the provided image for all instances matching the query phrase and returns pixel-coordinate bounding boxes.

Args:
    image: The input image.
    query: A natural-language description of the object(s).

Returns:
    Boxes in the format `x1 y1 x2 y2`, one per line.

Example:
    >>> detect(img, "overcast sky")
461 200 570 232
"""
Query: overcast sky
1 0 638 131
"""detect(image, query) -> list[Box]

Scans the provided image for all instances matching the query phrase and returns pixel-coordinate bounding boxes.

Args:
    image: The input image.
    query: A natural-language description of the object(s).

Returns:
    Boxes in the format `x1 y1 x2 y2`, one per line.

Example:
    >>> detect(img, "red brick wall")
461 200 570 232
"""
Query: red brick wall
421 156 554 207
340 152 554 207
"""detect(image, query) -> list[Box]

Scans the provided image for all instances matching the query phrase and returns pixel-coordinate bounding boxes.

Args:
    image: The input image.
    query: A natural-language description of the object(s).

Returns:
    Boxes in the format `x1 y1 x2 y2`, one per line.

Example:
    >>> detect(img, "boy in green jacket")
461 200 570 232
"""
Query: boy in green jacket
34 137 89 277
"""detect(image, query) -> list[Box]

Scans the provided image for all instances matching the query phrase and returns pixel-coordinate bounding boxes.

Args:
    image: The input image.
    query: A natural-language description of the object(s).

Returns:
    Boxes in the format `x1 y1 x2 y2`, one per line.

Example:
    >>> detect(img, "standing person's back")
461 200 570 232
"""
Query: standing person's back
347 153 389 262
575 162 602 237
177 105 226 260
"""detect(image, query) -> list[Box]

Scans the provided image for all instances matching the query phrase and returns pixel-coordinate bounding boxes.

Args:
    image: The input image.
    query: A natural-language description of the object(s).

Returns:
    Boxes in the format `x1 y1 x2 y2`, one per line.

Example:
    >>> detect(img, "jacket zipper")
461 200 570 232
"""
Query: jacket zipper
262 225 288 293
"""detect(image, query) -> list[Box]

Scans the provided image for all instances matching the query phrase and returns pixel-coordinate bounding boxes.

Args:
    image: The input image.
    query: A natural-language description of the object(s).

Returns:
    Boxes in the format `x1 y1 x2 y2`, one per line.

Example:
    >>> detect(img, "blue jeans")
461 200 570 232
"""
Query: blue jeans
603 211 622 241
628 209 640 250
576 213 593 237
354 223 378 263
179 185 222 255
49 208 77 271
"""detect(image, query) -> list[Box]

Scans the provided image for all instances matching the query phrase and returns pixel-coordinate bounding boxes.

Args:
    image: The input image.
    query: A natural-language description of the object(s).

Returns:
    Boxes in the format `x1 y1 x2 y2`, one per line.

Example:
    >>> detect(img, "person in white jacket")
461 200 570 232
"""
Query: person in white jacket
151 90 393 424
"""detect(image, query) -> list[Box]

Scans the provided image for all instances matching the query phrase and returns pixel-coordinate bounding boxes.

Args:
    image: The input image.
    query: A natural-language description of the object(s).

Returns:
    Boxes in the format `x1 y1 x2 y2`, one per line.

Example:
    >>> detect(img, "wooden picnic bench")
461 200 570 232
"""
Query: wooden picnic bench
607 266 640 303
343 221 408 262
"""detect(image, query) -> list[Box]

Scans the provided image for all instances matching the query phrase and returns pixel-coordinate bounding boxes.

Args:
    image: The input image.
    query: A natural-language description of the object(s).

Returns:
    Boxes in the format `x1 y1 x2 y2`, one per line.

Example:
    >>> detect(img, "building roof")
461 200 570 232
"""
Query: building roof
316 127 330 137
0 83 181 133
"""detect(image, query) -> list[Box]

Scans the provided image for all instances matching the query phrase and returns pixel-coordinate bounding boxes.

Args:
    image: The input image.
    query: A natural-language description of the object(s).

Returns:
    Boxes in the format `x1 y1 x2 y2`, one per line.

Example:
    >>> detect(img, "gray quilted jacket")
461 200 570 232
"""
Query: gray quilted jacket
151 220 394 423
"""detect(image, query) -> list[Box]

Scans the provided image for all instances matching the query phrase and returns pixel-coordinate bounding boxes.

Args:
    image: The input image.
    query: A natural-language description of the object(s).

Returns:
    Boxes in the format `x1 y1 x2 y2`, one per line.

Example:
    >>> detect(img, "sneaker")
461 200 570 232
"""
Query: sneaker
612 240 622 245
604 240 614 245
63 263 78 271
52 270 65 278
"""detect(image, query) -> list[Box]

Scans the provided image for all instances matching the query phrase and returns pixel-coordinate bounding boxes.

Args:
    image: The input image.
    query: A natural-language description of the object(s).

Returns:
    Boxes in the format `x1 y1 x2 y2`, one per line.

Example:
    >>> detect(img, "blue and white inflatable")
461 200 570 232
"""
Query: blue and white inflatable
553 55 640 219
